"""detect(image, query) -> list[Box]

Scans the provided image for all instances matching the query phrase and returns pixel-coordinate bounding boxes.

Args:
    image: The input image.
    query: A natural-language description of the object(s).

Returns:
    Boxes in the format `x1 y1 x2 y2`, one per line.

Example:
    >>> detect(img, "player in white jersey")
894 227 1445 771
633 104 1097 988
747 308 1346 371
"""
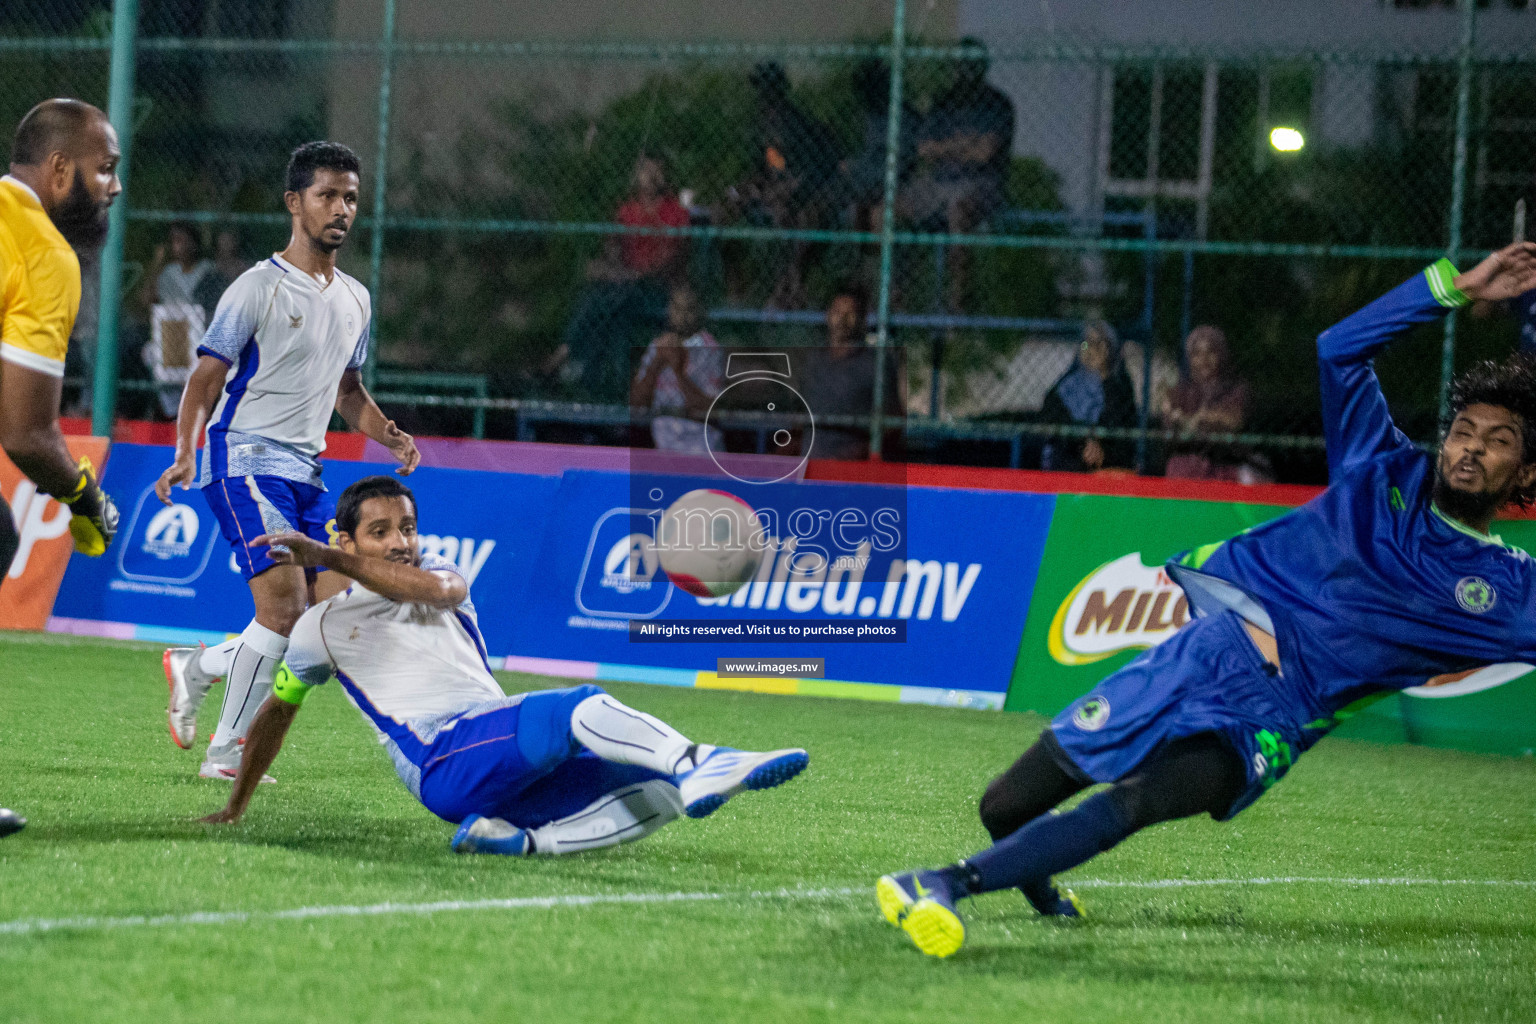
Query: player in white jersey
199 476 809 856
154 142 419 781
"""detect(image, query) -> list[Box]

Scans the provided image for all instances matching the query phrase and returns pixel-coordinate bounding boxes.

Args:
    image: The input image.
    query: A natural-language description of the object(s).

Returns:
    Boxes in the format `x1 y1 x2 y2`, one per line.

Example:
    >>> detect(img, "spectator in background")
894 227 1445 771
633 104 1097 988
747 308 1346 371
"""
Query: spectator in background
1160 324 1270 483
194 227 249 322
138 221 214 417
743 62 844 229
64 247 100 418
796 282 906 461
902 38 1015 312
554 155 689 403
735 61 845 308
138 221 213 311
841 58 916 232
1039 320 1138 473
630 283 724 454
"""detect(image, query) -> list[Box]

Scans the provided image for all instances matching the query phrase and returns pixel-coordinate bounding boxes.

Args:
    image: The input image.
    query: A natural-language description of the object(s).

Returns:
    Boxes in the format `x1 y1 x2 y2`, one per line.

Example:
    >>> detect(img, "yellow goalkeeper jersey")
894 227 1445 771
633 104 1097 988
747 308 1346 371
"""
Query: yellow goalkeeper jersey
0 174 80 379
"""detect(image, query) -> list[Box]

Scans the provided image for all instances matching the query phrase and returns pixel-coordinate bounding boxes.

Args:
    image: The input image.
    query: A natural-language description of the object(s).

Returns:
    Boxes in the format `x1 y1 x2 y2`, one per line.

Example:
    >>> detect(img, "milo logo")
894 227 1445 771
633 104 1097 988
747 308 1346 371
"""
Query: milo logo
1048 552 1189 666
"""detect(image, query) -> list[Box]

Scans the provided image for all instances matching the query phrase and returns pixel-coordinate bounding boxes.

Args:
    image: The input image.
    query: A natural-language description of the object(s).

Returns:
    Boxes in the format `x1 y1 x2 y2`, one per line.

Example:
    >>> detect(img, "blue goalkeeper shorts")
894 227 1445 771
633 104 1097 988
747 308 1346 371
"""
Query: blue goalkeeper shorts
1050 610 1317 820
416 685 670 826
201 474 337 580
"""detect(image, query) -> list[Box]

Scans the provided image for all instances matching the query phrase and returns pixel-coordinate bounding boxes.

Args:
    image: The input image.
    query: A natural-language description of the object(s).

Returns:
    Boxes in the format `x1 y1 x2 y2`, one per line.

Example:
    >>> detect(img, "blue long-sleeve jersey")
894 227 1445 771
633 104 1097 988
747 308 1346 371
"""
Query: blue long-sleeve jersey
1167 260 1536 732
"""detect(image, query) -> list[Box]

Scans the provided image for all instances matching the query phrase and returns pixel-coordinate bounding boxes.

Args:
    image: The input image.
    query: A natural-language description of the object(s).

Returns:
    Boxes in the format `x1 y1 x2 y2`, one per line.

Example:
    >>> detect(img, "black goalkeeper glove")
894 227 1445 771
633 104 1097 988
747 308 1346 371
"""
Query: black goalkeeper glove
57 457 119 556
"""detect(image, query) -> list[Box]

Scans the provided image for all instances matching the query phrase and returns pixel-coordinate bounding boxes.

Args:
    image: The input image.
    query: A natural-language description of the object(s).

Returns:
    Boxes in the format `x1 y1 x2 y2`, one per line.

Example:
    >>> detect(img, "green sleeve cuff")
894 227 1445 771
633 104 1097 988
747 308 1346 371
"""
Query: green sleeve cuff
272 662 314 706
1424 258 1469 308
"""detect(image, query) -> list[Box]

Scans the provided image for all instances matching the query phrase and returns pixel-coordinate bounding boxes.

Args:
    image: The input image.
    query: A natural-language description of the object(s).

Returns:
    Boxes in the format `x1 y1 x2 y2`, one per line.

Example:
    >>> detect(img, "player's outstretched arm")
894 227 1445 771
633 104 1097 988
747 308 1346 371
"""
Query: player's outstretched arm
334 368 420 476
1316 243 1536 477
155 355 228 505
253 531 466 608
1453 242 1536 303
200 694 299 824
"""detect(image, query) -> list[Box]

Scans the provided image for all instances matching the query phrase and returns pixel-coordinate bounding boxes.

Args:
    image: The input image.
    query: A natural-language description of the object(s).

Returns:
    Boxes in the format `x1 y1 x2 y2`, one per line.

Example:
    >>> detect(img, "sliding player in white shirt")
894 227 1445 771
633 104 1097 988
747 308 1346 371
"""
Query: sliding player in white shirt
155 142 419 781
199 476 809 855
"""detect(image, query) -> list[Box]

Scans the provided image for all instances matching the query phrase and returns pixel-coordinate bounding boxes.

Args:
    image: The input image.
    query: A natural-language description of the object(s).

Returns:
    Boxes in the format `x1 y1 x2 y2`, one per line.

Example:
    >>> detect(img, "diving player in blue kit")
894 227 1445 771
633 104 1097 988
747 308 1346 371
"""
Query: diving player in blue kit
877 244 1536 958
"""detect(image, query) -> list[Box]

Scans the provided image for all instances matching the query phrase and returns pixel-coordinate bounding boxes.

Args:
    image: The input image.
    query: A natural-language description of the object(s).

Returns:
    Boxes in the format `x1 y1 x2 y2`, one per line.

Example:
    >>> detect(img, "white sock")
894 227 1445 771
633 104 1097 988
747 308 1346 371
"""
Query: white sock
526 780 682 855
207 621 289 753
198 636 241 678
569 694 695 776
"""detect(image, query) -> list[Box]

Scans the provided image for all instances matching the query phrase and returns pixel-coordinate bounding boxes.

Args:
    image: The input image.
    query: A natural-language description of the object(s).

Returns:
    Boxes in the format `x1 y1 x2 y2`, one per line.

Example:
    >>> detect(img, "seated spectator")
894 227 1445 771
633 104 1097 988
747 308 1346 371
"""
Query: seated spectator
901 38 1015 312
1040 320 1138 473
555 155 689 403
64 247 100 417
630 284 725 454
138 222 214 417
193 227 250 322
841 58 917 232
731 61 845 307
795 283 906 461
1160 324 1271 483
138 221 214 310
741 62 844 229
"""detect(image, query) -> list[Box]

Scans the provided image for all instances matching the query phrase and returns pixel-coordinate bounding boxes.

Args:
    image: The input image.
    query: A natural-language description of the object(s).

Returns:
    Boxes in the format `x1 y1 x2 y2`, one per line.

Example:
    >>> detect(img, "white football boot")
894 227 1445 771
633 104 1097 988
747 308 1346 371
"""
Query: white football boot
674 745 809 818
200 738 276 784
451 815 533 856
164 646 219 750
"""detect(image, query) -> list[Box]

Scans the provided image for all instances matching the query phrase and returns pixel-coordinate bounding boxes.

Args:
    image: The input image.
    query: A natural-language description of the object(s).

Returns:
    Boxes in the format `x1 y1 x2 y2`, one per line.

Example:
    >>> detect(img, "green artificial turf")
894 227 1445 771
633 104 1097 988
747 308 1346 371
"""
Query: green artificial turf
0 632 1532 1023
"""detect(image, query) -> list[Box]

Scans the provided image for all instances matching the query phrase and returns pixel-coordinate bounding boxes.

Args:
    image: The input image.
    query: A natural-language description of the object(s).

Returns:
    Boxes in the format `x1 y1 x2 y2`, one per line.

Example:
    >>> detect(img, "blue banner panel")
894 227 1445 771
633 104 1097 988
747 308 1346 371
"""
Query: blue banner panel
503 470 1054 693
54 444 558 655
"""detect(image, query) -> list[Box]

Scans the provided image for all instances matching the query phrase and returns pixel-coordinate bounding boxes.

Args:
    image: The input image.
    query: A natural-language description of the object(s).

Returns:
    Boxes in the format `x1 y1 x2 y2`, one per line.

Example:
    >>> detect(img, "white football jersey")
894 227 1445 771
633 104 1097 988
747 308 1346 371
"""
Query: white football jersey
284 554 507 794
197 253 370 486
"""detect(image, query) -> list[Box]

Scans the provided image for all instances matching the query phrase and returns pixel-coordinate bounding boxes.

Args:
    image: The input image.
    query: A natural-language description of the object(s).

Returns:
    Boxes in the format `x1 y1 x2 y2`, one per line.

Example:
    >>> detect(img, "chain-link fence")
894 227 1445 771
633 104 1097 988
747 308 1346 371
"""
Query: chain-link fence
7 0 1533 483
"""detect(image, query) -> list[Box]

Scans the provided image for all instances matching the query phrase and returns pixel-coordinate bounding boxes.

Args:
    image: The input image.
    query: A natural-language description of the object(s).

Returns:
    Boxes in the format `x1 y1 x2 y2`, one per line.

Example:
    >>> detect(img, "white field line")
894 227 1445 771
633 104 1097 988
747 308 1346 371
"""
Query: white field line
0 887 857 937
1 876 1532 938
1071 876 1536 890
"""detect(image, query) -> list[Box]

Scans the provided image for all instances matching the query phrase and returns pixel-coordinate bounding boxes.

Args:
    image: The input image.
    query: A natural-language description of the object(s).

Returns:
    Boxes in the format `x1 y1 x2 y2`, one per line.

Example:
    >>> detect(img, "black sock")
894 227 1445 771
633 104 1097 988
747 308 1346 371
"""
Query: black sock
964 791 1134 895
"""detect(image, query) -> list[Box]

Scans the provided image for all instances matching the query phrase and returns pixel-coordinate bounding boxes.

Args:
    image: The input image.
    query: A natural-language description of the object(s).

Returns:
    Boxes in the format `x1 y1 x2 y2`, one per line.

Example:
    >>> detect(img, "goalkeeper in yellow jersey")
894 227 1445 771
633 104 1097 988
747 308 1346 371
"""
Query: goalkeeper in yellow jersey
0 99 124 838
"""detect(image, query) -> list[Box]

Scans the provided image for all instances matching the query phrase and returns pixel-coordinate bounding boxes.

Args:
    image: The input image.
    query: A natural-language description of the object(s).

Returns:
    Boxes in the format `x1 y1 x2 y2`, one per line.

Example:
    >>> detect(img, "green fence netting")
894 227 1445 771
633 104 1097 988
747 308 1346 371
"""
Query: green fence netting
3 0 1529 482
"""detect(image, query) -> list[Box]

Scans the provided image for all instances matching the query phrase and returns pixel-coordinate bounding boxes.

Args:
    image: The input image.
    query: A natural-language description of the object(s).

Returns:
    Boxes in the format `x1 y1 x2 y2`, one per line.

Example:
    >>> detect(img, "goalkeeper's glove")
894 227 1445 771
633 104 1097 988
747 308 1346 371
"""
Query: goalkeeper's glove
56 457 119 556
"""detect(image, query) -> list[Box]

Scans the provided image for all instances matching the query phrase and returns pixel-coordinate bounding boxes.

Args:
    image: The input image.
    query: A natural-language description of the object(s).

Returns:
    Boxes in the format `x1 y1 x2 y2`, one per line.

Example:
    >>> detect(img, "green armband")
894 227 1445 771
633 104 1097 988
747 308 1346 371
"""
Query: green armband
1424 258 1469 308
272 662 315 706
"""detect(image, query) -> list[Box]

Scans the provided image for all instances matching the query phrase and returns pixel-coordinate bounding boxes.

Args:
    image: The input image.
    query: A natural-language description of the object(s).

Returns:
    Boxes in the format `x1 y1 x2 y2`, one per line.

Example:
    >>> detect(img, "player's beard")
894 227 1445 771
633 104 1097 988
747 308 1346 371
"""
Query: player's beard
309 219 349 255
49 170 110 250
1431 459 1508 526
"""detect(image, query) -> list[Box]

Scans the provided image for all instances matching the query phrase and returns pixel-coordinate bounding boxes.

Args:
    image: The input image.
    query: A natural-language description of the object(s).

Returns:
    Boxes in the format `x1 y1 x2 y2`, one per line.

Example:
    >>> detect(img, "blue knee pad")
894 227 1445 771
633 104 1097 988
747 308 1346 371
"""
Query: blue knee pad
514 684 607 769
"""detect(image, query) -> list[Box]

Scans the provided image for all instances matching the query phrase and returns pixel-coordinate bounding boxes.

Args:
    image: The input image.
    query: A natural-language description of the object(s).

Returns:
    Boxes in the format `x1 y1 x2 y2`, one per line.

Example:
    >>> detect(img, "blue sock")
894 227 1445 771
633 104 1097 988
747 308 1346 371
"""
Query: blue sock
962 791 1134 895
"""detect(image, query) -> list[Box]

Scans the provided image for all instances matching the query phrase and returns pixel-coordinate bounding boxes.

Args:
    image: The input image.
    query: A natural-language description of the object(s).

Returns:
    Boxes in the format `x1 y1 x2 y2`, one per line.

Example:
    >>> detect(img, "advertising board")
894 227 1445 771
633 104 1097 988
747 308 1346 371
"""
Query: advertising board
0 435 111 630
1007 494 1535 755
51 443 557 655
504 470 1053 702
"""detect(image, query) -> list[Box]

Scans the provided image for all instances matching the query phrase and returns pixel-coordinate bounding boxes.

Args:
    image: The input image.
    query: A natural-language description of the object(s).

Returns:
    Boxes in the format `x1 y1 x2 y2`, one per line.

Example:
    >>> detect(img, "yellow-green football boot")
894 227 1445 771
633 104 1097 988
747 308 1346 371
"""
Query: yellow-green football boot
875 869 966 958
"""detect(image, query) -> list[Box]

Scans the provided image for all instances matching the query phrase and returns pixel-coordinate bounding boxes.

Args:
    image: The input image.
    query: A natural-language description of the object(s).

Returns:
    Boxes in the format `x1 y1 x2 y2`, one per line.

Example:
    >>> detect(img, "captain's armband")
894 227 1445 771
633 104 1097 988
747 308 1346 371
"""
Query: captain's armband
1424 258 1469 308
272 662 316 706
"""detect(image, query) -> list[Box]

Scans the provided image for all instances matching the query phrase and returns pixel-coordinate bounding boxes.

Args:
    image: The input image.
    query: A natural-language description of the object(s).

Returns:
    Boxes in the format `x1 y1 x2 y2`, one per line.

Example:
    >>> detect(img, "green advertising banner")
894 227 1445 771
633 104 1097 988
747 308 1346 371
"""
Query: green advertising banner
1007 496 1536 757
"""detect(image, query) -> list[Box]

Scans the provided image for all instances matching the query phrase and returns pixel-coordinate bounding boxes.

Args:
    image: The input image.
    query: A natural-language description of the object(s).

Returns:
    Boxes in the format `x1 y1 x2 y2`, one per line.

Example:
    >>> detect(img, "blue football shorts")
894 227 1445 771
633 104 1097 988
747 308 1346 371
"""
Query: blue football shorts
201 474 338 580
417 684 670 826
1050 610 1314 820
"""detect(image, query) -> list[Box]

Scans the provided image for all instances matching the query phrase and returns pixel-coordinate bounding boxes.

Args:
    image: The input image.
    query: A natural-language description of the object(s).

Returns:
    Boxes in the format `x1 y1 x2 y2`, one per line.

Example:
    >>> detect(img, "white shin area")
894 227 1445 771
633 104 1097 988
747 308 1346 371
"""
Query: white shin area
207 621 290 753
526 780 683 855
197 635 242 678
569 694 693 776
